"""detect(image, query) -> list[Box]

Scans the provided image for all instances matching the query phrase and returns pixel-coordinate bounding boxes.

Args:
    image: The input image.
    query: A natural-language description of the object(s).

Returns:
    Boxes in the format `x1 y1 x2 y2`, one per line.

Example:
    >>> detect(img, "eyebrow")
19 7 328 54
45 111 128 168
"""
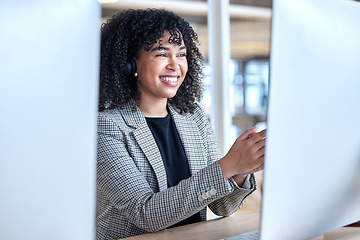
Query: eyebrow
150 46 187 52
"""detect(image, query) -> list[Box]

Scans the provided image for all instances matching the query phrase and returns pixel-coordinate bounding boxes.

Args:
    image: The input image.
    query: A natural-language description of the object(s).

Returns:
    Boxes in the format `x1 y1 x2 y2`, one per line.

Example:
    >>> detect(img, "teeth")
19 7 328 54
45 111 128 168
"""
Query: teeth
160 76 177 82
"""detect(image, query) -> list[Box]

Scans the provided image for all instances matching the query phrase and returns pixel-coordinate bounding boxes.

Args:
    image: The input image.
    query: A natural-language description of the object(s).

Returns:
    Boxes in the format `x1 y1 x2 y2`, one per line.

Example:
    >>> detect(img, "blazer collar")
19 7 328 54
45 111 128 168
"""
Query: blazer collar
120 100 168 191
119 99 146 129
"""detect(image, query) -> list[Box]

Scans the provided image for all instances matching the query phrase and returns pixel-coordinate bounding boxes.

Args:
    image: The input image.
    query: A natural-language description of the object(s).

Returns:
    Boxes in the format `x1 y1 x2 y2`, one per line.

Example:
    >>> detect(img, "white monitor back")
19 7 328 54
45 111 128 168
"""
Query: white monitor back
260 0 360 239
0 1 100 239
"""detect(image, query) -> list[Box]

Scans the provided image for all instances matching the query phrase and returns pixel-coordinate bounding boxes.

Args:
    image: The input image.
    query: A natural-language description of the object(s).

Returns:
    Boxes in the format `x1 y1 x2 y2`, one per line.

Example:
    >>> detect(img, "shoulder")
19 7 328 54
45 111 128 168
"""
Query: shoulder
187 103 211 127
189 103 209 120
169 103 209 123
98 108 122 124
98 107 122 119
170 103 212 135
98 101 146 134
97 108 129 133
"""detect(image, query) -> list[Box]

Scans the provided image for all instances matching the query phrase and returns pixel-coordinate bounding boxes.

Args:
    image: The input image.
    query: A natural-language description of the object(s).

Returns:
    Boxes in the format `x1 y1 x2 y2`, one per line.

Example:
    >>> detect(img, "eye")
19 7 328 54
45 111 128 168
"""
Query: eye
155 53 166 57
178 53 187 57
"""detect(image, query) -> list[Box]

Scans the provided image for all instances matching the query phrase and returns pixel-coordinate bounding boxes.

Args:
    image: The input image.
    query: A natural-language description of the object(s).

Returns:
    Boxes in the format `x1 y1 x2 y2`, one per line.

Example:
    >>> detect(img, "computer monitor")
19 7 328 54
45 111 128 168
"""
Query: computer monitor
0 1 100 239
260 0 360 239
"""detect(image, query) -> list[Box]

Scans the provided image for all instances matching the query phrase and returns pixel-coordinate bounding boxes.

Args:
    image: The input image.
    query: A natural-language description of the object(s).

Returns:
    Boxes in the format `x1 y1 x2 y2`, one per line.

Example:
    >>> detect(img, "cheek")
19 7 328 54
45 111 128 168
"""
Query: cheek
136 60 156 77
181 61 188 73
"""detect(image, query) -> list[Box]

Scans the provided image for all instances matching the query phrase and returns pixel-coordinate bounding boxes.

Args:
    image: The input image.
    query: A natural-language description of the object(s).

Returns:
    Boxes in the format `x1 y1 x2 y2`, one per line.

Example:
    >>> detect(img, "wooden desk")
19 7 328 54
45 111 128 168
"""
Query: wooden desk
123 211 360 240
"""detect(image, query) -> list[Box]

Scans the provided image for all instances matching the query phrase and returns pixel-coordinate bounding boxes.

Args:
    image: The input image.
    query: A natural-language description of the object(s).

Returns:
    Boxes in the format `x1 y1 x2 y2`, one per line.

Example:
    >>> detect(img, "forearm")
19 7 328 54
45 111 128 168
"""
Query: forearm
208 174 257 217
99 160 235 232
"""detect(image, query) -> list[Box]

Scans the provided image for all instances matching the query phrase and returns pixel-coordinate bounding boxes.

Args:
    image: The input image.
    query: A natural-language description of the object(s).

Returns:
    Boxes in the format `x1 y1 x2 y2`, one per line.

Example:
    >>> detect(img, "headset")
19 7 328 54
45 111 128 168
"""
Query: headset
123 58 137 77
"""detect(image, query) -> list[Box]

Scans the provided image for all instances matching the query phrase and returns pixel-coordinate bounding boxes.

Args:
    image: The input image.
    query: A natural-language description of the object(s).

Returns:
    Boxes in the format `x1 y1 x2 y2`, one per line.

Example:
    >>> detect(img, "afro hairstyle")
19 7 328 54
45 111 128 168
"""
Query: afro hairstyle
99 8 204 113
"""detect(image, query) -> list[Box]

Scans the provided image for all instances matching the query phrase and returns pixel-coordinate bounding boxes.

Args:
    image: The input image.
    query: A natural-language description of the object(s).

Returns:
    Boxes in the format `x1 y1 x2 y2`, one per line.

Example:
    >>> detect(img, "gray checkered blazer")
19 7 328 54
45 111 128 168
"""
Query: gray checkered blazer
96 100 257 240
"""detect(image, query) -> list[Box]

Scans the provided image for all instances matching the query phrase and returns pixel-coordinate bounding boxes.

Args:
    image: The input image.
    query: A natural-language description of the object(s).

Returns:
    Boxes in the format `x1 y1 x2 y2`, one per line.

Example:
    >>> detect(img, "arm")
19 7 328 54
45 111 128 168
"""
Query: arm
97 113 238 232
192 105 261 216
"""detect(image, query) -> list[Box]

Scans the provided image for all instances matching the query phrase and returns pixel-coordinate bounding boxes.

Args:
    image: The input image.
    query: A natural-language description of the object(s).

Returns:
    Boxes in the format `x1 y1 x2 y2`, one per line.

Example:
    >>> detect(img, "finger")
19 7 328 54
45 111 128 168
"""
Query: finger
255 138 266 150
251 162 264 173
238 126 258 141
255 129 266 141
244 160 264 175
256 146 265 159
247 129 266 144
253 157 264 171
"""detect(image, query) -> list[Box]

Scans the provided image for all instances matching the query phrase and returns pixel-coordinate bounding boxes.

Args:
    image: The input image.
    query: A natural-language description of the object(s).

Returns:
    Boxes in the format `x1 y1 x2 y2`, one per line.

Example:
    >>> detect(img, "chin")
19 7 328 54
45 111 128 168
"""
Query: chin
165 95 177 100
163 91 179 99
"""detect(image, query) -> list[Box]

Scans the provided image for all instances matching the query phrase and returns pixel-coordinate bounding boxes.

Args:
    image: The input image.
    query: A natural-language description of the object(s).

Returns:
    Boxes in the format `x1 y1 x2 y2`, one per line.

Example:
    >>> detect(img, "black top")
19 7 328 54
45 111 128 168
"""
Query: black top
146 114 201 228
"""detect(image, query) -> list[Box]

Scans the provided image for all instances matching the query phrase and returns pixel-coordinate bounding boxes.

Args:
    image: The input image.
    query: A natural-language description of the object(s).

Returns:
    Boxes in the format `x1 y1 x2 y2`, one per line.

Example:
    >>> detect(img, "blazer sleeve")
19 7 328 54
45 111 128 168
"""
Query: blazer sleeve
191 104 257 217
97 112 247 233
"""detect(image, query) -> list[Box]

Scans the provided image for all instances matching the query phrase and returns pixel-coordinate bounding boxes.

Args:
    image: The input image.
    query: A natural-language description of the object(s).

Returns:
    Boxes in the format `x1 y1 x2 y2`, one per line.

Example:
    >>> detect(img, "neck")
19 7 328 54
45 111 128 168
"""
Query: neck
138 98 168 117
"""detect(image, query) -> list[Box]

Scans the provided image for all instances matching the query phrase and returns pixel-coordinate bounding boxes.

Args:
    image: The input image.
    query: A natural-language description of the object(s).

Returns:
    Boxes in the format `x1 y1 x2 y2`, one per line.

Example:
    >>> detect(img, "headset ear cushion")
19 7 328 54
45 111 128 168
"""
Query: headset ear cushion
123 58 137 76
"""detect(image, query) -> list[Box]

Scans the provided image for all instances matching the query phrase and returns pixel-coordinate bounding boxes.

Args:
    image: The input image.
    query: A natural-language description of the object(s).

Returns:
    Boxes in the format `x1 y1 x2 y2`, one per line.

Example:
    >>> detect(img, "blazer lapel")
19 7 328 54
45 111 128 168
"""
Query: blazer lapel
169 105 207 175
120 101 168 192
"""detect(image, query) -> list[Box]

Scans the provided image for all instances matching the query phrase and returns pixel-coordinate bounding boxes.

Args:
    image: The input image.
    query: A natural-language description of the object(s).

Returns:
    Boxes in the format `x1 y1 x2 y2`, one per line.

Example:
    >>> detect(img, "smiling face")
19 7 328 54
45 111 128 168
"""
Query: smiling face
135 31 188 105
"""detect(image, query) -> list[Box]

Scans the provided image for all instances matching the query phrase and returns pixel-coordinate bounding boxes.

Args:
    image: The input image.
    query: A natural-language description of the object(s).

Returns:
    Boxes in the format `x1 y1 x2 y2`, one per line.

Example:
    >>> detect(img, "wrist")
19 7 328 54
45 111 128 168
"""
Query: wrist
232 174 247 186
218 156 235 180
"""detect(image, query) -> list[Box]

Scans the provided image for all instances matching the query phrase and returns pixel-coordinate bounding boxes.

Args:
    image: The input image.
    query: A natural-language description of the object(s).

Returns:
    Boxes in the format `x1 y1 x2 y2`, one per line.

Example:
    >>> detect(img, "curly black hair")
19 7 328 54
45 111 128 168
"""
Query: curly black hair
99 8 204 113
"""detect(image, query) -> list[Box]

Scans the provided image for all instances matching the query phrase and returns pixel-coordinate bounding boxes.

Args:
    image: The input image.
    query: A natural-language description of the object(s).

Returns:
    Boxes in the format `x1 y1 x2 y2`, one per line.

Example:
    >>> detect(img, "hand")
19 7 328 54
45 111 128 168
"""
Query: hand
219 126 266 180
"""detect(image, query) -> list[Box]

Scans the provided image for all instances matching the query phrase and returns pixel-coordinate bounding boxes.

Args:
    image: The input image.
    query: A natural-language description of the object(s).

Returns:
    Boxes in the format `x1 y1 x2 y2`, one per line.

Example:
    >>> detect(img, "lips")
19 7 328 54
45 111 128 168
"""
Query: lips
160 76 178 83
159 76 179 87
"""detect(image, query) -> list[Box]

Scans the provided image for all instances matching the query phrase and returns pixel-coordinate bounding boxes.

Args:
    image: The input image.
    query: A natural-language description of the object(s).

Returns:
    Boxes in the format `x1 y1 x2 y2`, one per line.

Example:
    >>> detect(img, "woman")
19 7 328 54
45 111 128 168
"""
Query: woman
97 8 266 240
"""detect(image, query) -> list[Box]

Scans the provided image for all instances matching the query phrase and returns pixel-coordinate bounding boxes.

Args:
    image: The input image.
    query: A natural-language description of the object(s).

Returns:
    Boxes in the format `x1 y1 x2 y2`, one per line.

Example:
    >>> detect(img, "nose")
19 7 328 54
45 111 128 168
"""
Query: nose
166 57 179 71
